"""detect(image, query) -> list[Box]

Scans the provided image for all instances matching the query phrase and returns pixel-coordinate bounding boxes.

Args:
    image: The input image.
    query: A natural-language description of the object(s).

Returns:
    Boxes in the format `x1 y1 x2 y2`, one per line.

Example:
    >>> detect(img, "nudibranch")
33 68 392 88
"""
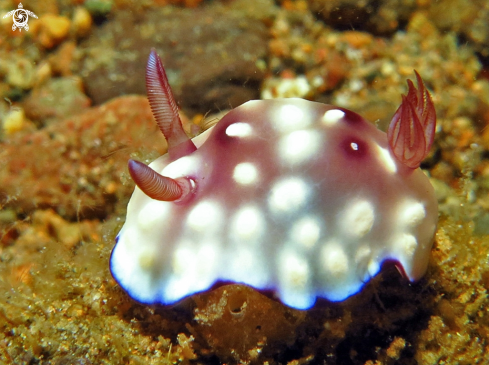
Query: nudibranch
110 49 438 310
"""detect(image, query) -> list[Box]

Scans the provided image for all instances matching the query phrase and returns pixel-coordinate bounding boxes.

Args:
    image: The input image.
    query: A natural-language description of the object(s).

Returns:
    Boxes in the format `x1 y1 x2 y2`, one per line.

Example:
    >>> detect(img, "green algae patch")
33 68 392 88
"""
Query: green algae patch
415 215 489 364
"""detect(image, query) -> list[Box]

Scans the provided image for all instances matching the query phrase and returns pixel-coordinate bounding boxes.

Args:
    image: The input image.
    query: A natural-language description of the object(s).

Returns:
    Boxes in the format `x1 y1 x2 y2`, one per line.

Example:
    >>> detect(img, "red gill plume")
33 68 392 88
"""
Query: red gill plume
387 71 436 169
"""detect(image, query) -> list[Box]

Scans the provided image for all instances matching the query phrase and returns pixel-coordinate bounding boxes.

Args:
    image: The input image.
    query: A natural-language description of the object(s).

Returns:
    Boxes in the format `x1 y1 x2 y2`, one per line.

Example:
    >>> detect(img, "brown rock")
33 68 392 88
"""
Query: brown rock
309 0 416 35
49 41 77 77
426 0 489 58
77 5 268 113
23 76 91 125
32 14 71 49
192 284 306 363
71 7 93 39
0 95 166 219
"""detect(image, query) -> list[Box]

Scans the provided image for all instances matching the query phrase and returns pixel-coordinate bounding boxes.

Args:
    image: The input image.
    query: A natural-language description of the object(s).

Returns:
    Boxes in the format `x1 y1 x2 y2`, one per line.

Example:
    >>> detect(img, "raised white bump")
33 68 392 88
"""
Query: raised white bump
354 245 371 265
167 240 219 302
226 122 252 137
394 233 418 257
138 248 157 269
342 200 375 237
278 248 310 290
279 130 321 165
274 103 309 133
233 162 258 185
268 177 310 214
172 241 220 278
138 201 171 231
187 200 222 232
231 205 265 241
162 155 199 178
321 241 349 278
322 109 345 126
290 216 321 249
399 201 426 227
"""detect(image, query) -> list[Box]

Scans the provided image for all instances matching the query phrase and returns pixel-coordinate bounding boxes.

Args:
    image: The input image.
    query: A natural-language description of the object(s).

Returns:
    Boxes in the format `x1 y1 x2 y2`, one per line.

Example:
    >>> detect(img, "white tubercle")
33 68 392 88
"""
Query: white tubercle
322 109 344 126
233 162 259 185
278 130 322 166
268 177 310 215
226 122 253 138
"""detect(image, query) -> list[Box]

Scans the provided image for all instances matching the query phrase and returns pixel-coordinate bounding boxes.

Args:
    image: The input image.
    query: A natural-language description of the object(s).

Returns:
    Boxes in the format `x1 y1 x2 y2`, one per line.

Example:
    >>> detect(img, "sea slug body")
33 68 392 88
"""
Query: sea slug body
110 49 438 310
